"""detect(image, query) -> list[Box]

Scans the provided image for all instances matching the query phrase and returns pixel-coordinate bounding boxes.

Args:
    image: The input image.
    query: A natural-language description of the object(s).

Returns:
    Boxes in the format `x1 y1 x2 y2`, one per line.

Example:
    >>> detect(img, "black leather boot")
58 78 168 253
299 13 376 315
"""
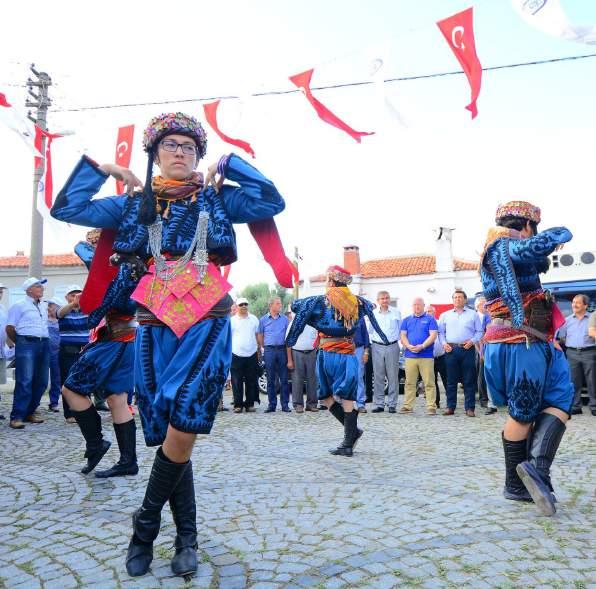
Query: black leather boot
330 410 358 457
328 402 363 448
126 448 189 577
502 433 532 502
516 413 566 516
95 419 139 478
72 405 111 475
169 461 198 576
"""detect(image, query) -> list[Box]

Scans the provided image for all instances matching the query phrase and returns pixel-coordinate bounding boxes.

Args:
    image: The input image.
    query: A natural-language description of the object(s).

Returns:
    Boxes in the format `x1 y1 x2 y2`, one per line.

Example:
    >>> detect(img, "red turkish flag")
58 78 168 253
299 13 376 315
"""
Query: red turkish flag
0 92 11 108
203 100 255 158
289 68 374 143
115 125 135 193
437 7 483 119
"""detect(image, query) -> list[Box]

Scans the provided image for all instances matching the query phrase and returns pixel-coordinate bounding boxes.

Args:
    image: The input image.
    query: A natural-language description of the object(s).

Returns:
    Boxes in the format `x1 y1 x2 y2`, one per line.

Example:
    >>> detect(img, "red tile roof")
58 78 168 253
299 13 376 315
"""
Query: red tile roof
311 255 478 282
0 254 84 268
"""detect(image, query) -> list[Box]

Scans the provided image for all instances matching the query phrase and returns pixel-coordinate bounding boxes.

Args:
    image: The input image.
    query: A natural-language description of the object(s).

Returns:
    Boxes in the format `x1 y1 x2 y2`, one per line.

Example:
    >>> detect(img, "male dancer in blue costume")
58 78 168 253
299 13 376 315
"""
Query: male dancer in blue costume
58 232 139 479
52 112 285 577
287 265 388 456
481 200 574 516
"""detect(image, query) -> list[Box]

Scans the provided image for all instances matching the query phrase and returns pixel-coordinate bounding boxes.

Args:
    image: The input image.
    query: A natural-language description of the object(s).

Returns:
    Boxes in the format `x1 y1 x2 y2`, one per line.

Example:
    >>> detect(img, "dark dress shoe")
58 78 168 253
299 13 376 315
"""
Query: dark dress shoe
442 408 455 415
388 407 397 414
371 407 385 413
318 405 328 410
485 407 498 415
81 439 111 475
571 408 583 415
592 410 596 416
465 409 476 417
281 407 291 413
264 407 276 413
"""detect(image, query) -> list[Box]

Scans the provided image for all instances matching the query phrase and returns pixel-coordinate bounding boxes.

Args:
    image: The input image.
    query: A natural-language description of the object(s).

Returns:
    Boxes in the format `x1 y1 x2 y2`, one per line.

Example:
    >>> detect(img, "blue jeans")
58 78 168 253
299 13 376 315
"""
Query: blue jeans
48 351 61 406
444 346 476 410
10 336 50 421
264 347 289 409
355 346 366 407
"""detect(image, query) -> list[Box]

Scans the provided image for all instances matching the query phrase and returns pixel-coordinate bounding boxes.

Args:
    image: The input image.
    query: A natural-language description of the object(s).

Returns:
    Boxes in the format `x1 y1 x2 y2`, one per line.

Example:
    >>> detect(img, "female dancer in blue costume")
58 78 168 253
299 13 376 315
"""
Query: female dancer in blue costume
480 200 574 516
52 113 285 577
58 232 139 479
286 265 388 456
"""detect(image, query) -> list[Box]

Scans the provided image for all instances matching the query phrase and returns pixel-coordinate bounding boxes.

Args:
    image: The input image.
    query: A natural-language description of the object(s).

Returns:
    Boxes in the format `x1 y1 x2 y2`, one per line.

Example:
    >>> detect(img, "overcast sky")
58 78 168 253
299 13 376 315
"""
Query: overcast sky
1 0 595 293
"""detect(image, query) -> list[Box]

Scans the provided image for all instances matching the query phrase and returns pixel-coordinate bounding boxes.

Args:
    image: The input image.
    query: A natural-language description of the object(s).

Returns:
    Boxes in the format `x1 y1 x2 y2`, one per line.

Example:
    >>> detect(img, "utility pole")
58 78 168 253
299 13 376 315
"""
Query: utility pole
25 64 52 279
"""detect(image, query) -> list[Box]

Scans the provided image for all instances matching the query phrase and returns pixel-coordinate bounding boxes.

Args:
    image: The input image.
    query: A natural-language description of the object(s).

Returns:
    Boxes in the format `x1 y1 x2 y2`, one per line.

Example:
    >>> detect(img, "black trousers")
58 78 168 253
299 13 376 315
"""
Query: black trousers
59 343 86 418
231 353 259 408
476 352 489 406
434 355 447 407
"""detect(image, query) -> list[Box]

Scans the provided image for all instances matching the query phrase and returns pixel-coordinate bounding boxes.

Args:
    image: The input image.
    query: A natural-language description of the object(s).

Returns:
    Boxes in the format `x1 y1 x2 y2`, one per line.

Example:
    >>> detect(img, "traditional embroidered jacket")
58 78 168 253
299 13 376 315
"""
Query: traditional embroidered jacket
480 227 572 343
287 295 388 349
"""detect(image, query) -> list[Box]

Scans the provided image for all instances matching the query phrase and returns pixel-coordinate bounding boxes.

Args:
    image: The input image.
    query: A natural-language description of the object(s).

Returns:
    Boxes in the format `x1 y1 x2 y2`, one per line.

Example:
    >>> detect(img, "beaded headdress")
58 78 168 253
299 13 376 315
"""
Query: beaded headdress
143 112 207 158
326 265 352 285
495 200 541 223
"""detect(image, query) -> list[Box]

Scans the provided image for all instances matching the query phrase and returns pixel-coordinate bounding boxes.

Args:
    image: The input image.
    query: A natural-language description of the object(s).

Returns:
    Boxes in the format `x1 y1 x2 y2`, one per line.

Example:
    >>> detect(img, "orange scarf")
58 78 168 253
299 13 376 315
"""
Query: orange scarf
152 173 204 218
325 286 359 329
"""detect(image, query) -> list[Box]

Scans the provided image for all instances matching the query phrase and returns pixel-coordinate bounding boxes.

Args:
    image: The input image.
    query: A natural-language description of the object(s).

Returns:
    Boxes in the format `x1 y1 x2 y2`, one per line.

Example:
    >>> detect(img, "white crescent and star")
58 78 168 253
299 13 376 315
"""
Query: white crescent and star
452 26 466 50
116 140 129 159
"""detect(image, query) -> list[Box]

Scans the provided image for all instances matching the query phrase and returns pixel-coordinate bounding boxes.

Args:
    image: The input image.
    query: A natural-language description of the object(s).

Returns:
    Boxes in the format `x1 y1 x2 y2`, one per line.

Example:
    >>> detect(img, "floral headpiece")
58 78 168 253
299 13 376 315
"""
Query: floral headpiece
495 200 541 223
143 112 207 158
326 265 352 285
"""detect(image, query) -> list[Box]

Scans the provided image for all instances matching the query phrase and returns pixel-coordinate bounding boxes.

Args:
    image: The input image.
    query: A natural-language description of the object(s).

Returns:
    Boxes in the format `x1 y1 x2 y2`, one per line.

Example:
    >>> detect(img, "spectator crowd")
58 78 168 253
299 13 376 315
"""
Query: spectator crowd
1 279 595 424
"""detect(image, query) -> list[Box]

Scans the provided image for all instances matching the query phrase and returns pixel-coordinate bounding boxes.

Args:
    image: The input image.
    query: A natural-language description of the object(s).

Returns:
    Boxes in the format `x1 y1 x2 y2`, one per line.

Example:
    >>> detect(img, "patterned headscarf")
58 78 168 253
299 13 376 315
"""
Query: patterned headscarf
495 200 541 223
326 265 352 285
143 112 207 158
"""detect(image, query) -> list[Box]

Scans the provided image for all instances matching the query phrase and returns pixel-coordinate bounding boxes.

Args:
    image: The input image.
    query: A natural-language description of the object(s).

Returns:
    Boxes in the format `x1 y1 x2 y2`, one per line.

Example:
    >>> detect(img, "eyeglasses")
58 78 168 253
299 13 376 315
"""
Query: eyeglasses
159 139 197 155
238 303 248 307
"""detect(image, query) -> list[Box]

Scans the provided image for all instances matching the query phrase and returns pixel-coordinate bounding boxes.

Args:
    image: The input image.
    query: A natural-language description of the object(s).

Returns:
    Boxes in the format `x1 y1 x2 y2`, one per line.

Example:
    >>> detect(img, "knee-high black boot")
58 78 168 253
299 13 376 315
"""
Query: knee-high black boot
169 461 198 576
502 433 532 502
126 448 189 577
95 419 139 478
72 405 111 475
516 413 566 516
329 410 358 457
328 402 363 449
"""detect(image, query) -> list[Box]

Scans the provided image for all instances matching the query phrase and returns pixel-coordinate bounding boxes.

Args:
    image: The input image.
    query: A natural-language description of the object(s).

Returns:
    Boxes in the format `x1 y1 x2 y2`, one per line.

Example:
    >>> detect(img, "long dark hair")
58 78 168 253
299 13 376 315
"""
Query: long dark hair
497 215 538 236
138 149 157 225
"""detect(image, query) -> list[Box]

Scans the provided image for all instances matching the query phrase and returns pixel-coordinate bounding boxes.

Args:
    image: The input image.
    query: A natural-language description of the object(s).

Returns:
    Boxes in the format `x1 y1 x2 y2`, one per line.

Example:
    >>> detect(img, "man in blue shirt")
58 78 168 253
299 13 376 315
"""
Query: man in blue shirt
400 298 439 415
258 297 290 412
6 277 50 429
438 290 483 417
557 294 595 416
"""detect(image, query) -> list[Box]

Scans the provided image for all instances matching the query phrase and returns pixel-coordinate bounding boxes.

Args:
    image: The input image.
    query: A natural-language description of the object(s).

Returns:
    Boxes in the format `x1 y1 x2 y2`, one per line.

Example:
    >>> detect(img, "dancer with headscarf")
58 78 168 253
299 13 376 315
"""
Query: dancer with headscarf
52 112 285 577
287 265 387 456
480 200 574 516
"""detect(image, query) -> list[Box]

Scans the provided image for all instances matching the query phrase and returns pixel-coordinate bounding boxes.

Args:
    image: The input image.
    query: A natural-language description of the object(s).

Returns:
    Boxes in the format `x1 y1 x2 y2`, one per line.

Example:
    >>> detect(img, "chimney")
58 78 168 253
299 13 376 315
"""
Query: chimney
343 245 361 275
16 250 25 257
434 228 454 273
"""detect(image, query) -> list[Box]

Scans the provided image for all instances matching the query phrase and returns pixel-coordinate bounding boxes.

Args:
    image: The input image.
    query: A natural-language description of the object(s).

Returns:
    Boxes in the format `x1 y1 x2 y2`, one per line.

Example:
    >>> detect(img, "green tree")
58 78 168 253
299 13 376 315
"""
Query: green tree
240 282 293 318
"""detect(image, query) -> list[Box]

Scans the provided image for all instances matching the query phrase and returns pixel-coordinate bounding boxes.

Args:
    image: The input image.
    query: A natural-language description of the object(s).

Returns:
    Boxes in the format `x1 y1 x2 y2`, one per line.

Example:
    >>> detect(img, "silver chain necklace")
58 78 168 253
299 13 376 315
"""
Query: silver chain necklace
148 210 210 283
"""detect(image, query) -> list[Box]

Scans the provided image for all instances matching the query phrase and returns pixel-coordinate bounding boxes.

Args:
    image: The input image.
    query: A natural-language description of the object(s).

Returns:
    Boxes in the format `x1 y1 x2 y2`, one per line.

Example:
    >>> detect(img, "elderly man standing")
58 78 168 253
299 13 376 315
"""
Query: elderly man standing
287 316 319 414
400 297 438 415
258 297 290 412
369 291 401 413
557 294 595 416
438 290 483 417
230 297 260 413
6 277 50 429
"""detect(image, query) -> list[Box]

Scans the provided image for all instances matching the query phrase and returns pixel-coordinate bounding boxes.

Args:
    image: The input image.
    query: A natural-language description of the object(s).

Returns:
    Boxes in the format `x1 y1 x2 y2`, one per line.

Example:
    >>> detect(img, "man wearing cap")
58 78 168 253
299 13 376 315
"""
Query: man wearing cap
287 265 388 456
230 297 260 413
481 200 574 516
56 285 89 422
6 277 50 429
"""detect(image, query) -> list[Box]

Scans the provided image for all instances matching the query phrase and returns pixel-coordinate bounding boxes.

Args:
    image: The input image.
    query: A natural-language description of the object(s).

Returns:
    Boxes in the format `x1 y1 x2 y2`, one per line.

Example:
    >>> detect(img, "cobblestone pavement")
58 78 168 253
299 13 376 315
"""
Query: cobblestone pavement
0 386 595 589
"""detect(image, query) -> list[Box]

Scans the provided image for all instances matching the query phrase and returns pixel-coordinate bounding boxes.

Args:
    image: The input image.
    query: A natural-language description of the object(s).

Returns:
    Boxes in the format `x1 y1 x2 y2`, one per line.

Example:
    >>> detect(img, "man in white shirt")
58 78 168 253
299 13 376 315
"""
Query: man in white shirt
368 291 402 413
230 297 260 413
6 277 50 429
287 317 318 413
